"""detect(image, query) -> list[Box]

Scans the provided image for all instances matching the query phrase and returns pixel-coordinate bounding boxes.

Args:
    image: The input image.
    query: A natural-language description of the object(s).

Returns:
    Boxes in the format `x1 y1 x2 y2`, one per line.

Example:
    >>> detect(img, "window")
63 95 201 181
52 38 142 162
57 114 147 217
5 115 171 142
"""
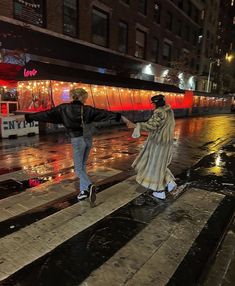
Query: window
163 42 172 63
166 11 172 30
178 0 183 9
118 21 128 53
63 0 78 37
184 0 190 14
201 9 205 20
151 38 159 63
92 8 109 47
135 29 146 59
138 0 147 15
184 26 190 41
13 0 45 27
192 31 198 45
120 0 130 4
187 2 192 16
175 47 180 60
176 20 182 36
154 2 161 23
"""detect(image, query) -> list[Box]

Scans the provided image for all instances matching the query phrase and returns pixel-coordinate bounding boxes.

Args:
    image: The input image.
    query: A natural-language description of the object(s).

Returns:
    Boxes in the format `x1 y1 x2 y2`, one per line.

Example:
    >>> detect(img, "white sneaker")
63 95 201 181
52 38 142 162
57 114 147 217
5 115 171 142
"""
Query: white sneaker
77 191 89 201
152 191 166 200
167 181 177 192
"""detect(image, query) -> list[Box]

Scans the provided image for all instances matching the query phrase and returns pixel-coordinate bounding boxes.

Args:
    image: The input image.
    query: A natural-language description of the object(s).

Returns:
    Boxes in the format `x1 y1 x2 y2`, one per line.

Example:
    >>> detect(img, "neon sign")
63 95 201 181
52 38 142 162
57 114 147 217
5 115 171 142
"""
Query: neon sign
24 68 38 77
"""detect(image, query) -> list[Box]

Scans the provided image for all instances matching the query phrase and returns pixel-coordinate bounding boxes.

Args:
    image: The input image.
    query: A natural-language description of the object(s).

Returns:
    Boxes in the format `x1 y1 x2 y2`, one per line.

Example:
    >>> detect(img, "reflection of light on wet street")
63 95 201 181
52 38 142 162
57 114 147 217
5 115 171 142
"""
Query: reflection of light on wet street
215 153 222 166
0 115 234 181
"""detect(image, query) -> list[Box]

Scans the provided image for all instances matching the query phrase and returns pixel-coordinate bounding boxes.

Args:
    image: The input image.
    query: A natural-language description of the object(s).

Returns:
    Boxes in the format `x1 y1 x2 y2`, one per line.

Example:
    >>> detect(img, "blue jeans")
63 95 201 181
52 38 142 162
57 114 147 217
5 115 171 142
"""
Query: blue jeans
71 136 93 192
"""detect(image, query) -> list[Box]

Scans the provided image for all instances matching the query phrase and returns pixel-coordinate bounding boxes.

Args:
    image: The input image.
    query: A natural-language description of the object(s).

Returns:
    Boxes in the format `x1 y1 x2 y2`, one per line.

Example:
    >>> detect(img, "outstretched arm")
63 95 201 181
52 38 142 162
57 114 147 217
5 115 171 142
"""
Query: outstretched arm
24 107 63 124
138 109 165 132
84 106 121 123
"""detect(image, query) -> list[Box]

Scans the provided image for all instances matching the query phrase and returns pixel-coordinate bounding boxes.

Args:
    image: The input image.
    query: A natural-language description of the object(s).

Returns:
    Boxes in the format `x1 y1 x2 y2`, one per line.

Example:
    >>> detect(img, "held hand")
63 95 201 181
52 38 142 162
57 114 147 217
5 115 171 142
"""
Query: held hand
127 121 136 129
121 116 136 128
121 115 130 124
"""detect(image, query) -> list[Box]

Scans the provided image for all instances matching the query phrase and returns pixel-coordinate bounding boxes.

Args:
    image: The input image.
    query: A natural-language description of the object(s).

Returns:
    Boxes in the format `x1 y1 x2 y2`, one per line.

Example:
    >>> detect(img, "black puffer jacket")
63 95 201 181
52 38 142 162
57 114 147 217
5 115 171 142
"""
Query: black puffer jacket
25 100 122 137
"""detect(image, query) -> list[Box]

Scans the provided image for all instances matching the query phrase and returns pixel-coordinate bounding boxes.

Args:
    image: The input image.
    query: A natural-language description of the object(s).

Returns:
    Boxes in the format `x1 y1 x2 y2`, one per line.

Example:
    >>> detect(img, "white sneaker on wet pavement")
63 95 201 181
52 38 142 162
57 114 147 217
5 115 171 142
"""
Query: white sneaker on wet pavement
152 191 166 200
167 181 177 192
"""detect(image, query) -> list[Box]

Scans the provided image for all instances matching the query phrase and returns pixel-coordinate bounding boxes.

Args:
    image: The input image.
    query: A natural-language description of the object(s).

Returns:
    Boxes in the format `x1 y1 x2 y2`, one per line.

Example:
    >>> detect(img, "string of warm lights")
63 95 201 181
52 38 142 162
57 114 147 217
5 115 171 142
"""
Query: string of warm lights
15 80 230 112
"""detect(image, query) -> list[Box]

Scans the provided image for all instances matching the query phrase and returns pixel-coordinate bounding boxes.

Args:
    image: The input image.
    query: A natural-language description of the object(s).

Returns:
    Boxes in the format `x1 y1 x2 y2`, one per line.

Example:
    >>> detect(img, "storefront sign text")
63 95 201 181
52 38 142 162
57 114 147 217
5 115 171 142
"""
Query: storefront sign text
24 68 38 77
3 120 38 130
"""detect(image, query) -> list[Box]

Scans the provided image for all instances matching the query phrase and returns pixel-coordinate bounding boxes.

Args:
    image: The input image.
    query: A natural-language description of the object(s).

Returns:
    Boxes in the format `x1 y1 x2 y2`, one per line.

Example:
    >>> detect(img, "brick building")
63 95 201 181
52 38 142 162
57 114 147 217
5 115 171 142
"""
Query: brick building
0 0 206 89
214 0 235 93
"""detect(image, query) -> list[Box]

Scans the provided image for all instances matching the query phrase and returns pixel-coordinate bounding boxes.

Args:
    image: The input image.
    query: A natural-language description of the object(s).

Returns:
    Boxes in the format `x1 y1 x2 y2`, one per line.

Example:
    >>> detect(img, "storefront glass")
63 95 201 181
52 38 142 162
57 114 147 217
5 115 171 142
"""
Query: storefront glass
18 81 51 111
17 80 191 112
91 85 109 109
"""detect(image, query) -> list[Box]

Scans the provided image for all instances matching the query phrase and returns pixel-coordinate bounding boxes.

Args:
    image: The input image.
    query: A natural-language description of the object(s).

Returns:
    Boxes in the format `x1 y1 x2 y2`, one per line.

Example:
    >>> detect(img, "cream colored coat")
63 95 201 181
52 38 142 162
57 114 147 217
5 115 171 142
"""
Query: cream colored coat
132 104 175 191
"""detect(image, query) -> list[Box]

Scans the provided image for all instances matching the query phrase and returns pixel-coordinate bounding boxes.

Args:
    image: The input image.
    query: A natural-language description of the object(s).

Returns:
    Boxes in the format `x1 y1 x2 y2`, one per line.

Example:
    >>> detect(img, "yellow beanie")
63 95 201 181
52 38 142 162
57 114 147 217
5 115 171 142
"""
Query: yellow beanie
70 88 88 101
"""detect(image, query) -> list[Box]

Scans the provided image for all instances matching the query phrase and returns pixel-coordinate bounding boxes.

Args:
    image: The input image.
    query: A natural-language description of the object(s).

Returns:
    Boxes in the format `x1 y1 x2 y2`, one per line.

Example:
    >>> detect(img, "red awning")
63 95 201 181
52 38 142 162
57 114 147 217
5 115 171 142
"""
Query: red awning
0 63 22 87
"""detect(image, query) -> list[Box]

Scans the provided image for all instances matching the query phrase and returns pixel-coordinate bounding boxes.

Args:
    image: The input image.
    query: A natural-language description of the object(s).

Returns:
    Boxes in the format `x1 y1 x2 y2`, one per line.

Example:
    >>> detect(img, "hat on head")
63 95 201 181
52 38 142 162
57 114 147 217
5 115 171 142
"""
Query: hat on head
70 88 88 101
151 94 165 103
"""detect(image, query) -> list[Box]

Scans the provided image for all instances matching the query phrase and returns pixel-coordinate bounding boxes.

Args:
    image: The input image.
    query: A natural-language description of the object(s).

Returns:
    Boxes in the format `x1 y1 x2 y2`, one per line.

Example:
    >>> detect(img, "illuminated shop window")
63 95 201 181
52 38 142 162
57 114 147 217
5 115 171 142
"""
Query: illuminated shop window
52 81 71 106
91 85 109 109
131 89 143 110
106 87 122 111
119 88 134 111
139 90 152 109
17 81 51 111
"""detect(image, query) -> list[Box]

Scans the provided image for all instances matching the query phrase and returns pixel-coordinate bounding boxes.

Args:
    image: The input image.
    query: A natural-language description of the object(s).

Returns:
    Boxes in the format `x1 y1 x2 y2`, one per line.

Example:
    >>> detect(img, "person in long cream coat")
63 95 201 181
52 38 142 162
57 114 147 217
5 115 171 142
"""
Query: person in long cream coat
128 94 177 200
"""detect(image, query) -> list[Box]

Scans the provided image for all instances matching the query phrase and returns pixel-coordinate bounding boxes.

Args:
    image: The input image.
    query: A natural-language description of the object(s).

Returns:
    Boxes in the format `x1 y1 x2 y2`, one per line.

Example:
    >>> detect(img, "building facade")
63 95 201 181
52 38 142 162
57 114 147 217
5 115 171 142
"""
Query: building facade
0 0 206 90
214 0 235 93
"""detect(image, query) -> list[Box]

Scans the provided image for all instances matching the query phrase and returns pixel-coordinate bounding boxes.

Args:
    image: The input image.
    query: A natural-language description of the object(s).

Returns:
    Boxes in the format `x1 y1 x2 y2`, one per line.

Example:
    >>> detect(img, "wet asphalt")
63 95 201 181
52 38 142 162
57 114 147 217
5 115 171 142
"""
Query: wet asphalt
0 114 234 286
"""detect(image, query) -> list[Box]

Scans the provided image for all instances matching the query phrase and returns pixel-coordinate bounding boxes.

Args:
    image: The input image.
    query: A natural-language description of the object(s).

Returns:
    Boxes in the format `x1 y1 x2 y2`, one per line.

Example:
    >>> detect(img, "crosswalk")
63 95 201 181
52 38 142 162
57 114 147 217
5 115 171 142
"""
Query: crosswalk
81 189 224 286
0 164 227 285
0 166 121 223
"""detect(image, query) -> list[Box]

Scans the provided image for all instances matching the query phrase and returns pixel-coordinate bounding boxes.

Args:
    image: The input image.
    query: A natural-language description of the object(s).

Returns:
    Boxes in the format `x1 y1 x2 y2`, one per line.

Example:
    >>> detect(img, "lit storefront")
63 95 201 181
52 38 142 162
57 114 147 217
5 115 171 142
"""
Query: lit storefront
0 63 40 138
15 60 192 121
192 94 232 112
0 63 20 115
17 80 189 113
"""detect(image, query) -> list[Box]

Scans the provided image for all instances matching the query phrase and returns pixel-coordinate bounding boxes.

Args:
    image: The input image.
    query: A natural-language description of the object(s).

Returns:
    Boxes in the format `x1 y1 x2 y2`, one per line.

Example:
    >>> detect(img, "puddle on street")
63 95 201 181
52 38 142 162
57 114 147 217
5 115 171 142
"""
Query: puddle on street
178 143 235 195
1 135 234 286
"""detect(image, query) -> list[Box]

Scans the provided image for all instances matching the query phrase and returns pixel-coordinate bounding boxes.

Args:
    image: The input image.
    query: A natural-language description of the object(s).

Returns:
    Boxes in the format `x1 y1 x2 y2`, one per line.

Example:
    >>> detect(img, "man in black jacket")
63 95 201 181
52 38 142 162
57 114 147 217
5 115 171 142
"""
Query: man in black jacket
17 88 129 206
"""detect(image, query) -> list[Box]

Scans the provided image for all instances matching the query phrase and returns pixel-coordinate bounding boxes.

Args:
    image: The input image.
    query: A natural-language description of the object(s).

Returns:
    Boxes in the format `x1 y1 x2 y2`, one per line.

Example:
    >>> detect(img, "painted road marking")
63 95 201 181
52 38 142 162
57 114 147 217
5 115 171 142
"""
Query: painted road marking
81 189 224 286
0 167 121 223
0 176 145 281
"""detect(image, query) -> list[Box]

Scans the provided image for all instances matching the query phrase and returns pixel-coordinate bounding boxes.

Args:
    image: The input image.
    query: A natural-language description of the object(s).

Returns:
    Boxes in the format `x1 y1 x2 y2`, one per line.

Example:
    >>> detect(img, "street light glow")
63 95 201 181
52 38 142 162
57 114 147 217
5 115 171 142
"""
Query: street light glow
225 53 234 62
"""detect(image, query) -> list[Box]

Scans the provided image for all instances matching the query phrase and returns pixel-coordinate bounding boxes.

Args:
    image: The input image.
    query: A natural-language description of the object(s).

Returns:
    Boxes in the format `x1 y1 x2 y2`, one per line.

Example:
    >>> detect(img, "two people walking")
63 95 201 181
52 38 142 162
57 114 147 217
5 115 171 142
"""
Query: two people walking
127 94 177 200
17 88 176 204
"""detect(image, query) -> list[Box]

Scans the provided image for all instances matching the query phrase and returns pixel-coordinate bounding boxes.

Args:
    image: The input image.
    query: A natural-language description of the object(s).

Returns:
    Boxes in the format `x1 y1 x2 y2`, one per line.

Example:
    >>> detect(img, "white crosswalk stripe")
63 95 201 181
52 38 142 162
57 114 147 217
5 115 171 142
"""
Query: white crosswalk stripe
81 189 224 286
0 176 144 281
